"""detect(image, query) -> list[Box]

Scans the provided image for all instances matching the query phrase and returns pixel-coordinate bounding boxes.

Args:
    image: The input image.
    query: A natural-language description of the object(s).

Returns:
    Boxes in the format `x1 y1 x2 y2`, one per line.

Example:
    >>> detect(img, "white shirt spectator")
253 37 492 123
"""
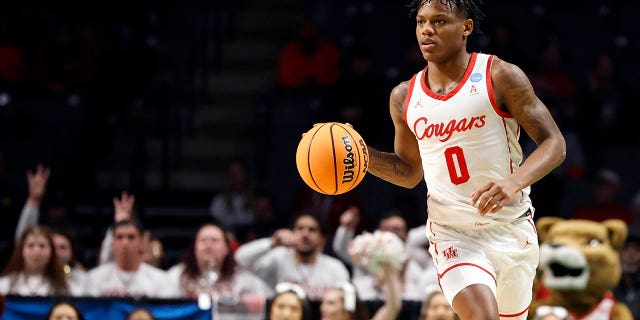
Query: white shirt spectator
235 238 349 300
85 262 178 298
167 263 273 299
0 273 55 296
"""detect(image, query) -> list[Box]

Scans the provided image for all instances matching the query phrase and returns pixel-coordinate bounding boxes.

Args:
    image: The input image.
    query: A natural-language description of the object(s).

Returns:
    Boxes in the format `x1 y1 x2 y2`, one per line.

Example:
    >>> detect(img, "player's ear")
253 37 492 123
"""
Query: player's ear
463 19 473 36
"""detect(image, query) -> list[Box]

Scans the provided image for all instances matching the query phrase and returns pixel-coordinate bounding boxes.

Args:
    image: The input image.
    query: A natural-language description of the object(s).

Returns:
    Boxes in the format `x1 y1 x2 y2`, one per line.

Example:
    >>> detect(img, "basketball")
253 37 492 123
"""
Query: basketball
296 122 369 195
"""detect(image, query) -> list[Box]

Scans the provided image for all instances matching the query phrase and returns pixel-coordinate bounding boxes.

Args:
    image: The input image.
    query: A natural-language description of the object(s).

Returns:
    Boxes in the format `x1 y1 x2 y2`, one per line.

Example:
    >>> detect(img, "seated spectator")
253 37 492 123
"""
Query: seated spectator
45 301 85 320
333 208 436 301
270 282 312 320
209 160 256 243
126 307 155 320
167 223 271 315
0 225 70 296
14 164 87 292
235 213 349 300
571 168 632 225
142 233 164 269
320 282 369 320
98 191 137 265
321 267 402 320
84 219 177 298
15 164 86 292
419 289 458 320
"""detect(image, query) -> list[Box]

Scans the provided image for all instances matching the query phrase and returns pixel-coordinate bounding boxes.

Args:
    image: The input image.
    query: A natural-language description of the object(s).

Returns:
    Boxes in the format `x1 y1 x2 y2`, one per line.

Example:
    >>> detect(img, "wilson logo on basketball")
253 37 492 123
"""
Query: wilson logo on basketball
413 115 486 142
341 135 356 183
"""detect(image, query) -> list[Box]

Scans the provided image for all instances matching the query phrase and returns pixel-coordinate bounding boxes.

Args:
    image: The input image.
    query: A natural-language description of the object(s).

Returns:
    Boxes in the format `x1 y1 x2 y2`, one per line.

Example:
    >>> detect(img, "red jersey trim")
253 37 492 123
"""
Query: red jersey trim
420 52 477 101
486 55 513 118
403 74 418 124
500 307 530 318
502 117 515 173
437 263 497 284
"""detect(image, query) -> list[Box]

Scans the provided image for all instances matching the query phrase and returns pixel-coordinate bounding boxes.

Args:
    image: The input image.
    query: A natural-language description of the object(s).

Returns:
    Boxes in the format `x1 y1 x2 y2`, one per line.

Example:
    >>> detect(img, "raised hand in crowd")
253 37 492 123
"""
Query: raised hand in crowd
25 164 50 208
339 206 361 231
271 229 299 248
113 191 135 222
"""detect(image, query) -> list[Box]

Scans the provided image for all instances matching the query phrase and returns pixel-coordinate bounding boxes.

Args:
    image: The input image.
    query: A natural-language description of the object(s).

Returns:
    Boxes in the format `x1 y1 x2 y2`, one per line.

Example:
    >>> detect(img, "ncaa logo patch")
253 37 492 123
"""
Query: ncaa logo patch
470 73 482 83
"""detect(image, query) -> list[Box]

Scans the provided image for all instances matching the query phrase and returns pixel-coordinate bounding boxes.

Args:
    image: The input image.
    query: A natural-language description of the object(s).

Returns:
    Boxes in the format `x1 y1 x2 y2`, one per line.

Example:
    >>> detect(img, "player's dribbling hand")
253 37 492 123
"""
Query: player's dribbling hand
470 179 517 216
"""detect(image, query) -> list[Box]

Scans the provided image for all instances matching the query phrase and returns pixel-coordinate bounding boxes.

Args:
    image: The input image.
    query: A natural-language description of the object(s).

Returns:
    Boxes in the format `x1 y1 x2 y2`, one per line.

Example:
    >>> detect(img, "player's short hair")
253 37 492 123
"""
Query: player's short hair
409 0 485 33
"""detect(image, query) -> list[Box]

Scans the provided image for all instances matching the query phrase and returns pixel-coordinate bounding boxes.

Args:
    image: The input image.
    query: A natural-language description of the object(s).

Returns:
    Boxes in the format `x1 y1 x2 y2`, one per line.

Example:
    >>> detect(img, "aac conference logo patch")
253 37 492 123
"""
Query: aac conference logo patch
470 72 482 83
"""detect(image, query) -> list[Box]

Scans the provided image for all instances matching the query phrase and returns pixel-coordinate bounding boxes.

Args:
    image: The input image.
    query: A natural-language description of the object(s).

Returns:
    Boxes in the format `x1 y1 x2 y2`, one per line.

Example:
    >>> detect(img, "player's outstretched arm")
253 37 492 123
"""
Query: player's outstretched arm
367 81 424 189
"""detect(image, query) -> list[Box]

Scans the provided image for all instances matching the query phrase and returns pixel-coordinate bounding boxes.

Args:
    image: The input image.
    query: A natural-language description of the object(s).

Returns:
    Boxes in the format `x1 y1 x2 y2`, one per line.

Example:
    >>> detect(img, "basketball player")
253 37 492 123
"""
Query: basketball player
364 1 566 319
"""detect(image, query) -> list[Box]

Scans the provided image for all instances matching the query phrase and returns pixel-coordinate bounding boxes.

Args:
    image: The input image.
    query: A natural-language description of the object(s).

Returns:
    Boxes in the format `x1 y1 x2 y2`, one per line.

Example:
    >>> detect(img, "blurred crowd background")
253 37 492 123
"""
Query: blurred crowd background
0 0 639 278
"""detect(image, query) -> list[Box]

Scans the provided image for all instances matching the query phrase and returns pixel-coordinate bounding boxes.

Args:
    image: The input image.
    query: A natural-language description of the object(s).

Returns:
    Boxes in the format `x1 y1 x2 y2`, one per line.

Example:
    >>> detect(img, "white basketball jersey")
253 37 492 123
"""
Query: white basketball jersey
404 53 533 228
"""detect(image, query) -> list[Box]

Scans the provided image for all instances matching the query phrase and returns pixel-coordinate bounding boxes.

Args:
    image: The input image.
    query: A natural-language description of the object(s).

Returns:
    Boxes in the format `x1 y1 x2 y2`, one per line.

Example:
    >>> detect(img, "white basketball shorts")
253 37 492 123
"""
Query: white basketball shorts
426 218 538 319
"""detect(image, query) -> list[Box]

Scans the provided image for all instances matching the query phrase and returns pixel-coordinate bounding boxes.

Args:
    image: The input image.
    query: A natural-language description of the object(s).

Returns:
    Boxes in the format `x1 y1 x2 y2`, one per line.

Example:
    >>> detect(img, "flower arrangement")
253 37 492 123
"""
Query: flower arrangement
348 230 407 274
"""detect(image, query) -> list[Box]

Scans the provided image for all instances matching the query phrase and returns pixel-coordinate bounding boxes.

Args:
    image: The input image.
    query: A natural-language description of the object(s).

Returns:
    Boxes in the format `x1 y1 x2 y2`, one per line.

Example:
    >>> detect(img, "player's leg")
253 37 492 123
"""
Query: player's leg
452 284 499 320
427 221 500 319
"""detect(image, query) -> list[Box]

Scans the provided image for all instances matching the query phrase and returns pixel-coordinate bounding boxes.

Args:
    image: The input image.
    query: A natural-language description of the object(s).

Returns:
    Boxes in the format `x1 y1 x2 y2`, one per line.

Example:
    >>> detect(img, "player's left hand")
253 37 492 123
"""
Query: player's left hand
470 179 518 216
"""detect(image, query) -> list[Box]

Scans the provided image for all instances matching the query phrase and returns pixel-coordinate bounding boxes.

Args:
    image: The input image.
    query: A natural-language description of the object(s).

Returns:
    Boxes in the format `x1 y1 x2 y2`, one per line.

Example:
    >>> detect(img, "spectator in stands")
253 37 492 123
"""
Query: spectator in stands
419 289 458 320
167 223 271 315
269 282 312 320
571 168 632 225
45 301 85 320
294 188 366 238
332 208 436 301
14 164 87 292
0 225 69 296
577 52 636 157
126 308 155 320
84 219 177 298
98 191 137 265
614 226 640 319
209 160 256 243
277 20 341 93
320 265 403 320
243 191 282 242
142 233 164 269
235 213 349 300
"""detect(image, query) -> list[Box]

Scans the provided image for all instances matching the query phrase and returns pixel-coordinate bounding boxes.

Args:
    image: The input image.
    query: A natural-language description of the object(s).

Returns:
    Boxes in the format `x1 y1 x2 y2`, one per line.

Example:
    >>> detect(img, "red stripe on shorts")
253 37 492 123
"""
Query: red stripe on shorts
438 263 497 284
499 306 529 318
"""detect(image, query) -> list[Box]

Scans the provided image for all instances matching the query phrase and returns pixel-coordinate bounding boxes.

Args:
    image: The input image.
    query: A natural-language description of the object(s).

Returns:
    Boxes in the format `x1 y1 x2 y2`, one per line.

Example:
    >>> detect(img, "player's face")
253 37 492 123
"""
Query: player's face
23 234 52 272
112 225 143 262
293 216 323 254
320 288 350 320
415 1 472 63
195 225 229 268
270 292 304 320
425 293 456 320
